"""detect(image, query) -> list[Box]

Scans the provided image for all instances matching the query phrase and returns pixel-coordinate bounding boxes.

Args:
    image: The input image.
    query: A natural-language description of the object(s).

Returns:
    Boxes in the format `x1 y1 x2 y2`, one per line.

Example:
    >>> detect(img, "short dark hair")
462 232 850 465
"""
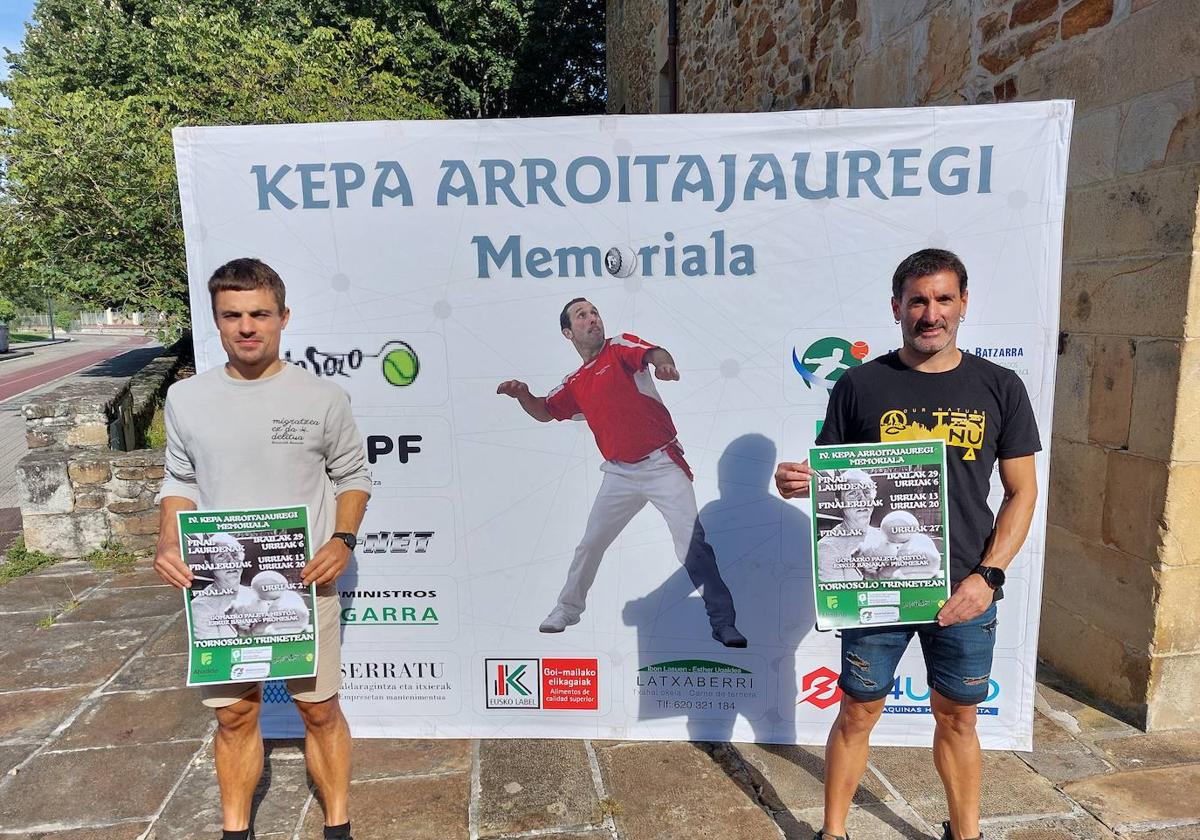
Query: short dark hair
208 258 287 314
891 249 968 299
559 297 588 331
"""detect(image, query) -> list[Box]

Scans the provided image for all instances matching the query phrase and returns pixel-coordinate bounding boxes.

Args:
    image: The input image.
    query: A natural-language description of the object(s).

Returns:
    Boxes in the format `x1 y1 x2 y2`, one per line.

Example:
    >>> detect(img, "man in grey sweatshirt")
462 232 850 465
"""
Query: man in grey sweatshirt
154 258 371 840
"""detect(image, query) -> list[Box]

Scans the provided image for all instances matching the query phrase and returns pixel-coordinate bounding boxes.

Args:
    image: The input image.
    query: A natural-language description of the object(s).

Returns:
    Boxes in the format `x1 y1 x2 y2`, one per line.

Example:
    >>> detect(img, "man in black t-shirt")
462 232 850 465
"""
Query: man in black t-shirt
775 249 1041 840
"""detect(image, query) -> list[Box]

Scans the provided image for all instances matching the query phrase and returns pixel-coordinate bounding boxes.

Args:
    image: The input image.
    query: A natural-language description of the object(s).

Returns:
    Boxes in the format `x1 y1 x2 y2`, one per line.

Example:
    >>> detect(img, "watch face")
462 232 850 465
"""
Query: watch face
336 533 357 549
981 566 1004 588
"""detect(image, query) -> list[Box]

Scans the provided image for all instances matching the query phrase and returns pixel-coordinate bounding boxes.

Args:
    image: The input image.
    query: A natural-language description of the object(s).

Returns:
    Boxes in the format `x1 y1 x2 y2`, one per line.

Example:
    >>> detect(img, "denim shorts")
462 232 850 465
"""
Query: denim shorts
838 603 998 706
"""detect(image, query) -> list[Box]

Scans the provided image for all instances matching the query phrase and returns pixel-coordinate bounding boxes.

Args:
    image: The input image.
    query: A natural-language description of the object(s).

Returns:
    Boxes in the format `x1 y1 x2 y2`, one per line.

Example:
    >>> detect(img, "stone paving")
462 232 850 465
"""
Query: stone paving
1 561 1197 840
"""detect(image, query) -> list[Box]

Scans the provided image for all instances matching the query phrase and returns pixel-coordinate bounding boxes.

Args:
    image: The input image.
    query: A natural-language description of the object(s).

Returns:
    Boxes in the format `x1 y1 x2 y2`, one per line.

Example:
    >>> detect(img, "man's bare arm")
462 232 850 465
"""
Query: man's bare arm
977 454 1039 572
496 380 553 422
936 454 1038 626
303 489 370 586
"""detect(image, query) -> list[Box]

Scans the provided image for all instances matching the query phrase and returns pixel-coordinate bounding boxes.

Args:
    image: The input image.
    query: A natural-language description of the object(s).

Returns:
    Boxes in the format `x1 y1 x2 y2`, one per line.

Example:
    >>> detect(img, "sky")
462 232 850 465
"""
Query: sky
0 0 36 105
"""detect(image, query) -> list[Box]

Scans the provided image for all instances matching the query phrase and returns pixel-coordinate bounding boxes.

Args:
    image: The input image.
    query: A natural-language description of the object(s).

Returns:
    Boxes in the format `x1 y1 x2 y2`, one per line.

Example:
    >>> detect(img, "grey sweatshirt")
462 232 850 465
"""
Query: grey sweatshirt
158 364 372 547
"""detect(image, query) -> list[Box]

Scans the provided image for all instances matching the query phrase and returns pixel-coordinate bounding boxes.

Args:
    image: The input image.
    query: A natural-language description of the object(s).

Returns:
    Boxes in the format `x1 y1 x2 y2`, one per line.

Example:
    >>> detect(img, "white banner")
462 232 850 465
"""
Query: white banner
174 102 1072 748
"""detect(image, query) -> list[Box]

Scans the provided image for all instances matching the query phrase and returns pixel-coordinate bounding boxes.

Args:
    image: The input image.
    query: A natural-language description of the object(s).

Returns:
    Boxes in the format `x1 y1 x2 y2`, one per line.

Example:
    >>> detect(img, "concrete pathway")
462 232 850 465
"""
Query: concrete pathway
0 561 1197 840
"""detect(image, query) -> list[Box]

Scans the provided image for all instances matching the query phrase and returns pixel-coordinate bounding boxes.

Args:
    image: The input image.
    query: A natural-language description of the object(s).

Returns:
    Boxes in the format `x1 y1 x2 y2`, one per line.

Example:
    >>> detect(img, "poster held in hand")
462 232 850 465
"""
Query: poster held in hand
810 441 950 630
179 505 317 686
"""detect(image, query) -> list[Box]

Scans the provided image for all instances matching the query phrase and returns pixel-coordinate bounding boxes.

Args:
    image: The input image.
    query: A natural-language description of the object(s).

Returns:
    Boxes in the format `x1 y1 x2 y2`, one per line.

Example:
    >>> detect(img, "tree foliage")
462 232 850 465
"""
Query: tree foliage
0 0 605 335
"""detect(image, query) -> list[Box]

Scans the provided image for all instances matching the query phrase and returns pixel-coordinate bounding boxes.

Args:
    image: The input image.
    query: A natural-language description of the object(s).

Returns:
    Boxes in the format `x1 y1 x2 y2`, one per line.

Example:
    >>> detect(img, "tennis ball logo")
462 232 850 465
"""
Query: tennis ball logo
381 342 420 387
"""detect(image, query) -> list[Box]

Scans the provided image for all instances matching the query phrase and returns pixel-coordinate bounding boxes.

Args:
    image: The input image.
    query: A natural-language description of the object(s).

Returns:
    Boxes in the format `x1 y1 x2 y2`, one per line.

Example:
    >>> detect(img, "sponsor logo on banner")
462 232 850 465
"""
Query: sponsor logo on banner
338 577 455 642
484 657 600 710
359 418 453 489
366 434 423 464
486 658 540 708
336 655 459 714
967 345 1031 377
633 659 760 716
798 666 843 710
355 497 455 568
359 530 436 555
338 588 440 627
882 675 1001 716
343 660 446 679
542 658 600 710
793 337 869 391
264 680 291 704
285 340 420 387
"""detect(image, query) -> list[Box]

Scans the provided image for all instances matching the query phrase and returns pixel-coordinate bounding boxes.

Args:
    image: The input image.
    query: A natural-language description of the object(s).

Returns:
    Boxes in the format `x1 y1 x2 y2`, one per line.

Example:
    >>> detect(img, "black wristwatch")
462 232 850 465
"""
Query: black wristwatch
971 563 1005 590
331 532 357 551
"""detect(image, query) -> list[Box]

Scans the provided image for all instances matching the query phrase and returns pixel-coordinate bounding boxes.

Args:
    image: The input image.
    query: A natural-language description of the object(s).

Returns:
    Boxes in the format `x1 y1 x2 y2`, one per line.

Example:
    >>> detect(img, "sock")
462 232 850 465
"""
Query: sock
221 831 251 840
324 822 352 839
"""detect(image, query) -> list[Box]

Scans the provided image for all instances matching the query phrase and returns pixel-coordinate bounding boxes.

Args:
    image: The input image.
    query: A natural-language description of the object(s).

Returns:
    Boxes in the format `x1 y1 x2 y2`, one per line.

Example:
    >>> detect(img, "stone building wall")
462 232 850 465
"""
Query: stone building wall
18 349 185 558
608 0 1200 729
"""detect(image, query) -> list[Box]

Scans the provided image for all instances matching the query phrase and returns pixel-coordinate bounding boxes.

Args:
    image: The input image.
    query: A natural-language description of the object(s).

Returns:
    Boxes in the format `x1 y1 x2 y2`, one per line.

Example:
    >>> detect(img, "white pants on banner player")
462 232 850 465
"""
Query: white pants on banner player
549 448 737 631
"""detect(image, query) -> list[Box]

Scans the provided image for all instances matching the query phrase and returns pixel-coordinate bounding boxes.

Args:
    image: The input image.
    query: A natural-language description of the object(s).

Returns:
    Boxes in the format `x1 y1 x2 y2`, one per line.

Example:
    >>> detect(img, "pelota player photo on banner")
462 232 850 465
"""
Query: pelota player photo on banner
174 100 1072 748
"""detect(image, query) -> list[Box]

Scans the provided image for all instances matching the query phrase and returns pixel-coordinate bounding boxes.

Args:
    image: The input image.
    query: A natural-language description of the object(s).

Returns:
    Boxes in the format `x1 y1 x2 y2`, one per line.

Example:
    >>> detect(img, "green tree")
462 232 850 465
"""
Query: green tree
0 5 442 335
508 0 606 117
0 297 18 325
0 0 604 333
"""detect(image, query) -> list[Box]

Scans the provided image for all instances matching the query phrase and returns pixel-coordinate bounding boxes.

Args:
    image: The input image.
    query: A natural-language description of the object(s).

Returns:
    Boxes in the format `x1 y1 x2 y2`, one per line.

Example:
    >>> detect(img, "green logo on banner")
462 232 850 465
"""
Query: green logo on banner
792 337 869 390
504 663 531 696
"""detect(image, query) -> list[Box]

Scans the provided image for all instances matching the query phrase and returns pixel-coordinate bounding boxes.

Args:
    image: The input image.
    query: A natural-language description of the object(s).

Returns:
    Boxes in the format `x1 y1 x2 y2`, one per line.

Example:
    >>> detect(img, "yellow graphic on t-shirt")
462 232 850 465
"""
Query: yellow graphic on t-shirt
880 408 986 461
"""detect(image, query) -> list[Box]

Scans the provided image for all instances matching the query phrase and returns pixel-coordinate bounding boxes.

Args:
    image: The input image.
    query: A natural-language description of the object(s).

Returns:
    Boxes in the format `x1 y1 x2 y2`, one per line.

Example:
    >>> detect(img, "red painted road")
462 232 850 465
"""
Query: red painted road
0 337 151 403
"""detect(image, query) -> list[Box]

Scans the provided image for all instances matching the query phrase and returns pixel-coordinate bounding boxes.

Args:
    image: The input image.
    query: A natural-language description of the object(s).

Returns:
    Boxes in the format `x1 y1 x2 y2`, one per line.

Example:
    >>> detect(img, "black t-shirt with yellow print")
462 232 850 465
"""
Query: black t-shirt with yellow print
815 350 1041 594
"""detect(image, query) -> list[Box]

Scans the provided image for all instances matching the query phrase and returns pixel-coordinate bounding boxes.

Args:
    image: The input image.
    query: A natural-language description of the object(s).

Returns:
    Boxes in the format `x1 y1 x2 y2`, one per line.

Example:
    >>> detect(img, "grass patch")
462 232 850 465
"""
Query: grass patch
145 402 167 449
0 537 60 586
596 796 623 819
9 331 52 343
84 539 139 574
36 598 81 629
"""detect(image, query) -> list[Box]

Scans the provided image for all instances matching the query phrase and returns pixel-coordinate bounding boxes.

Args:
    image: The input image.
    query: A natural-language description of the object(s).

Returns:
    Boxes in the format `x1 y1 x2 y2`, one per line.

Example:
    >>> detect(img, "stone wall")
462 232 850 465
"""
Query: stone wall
608 0 1200 729
18 345 187 558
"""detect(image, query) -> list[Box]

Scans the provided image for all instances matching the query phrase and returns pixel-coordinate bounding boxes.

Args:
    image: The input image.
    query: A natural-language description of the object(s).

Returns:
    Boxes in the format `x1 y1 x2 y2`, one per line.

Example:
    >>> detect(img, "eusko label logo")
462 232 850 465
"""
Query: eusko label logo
486 659 540 709
484 657 599 710
792 337 869 391
797 666 843 710
285 339 419 387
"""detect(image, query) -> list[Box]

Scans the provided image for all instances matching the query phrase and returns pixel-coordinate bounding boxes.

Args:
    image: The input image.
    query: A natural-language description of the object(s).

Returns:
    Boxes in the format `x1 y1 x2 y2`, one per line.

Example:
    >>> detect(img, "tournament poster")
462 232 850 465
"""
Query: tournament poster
180 506 318 686
810 441 951 630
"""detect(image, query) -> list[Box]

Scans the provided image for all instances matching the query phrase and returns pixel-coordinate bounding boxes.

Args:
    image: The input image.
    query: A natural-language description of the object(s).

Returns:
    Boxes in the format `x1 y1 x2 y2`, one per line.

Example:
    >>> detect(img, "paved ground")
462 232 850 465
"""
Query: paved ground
1 562 1197 840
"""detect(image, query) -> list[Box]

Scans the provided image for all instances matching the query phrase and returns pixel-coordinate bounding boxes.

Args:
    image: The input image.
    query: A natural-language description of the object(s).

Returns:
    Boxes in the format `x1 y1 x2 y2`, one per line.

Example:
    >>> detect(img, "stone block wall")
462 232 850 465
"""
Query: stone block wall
608 0 1200 729
18 345 185 558
19 450 165 556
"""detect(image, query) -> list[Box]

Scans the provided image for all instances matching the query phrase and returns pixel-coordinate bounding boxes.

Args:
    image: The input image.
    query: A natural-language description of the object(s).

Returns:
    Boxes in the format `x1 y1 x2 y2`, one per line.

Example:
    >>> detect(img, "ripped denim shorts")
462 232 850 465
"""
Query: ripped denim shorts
838 603 998 706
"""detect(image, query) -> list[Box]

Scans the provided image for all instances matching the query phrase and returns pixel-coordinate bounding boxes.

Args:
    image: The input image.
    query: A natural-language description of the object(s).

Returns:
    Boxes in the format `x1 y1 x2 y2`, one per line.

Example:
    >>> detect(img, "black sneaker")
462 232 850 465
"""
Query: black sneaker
940 821 980 840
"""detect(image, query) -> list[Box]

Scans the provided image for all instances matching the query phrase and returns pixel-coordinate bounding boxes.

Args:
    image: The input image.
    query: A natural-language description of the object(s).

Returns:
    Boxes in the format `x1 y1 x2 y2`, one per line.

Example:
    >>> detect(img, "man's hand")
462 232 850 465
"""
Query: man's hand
775 460 815 499
302 538 352 586
496 380 531 398
936 574 993 626
653 362 680 381
153 537 193 589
